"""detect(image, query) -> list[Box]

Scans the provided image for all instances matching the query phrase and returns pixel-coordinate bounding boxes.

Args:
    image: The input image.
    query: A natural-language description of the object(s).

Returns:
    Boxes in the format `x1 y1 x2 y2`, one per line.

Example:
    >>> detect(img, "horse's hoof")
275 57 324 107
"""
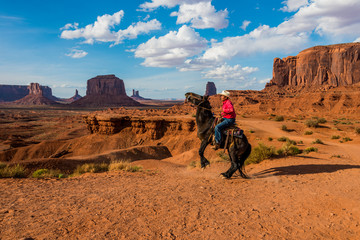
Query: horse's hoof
220 173 230 179
201 161 210 169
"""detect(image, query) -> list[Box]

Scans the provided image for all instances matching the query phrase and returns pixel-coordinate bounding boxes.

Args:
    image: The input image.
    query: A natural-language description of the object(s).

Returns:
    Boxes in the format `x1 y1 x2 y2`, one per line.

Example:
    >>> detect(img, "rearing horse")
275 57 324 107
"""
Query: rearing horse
185 92 251 179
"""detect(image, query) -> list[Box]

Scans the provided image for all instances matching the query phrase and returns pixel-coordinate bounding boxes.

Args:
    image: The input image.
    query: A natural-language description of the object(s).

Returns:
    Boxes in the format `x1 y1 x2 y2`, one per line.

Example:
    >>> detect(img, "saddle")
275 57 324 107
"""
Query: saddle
210 118 244 151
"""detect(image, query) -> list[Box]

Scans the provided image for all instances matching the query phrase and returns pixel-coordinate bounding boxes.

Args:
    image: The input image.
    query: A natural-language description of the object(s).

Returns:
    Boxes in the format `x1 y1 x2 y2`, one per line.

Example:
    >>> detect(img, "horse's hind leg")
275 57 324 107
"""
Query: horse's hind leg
238 143 251 179
220 149 238 179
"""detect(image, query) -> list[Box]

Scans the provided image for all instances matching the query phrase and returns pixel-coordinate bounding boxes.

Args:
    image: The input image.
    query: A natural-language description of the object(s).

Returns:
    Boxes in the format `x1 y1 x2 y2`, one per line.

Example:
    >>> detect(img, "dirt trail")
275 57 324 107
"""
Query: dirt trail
1 142 360 239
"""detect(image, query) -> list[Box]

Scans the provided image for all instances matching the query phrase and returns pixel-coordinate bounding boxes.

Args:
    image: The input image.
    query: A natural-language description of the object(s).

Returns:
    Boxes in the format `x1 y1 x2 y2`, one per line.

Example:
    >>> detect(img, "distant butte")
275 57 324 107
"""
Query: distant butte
71 75 142 107
13 83 59 105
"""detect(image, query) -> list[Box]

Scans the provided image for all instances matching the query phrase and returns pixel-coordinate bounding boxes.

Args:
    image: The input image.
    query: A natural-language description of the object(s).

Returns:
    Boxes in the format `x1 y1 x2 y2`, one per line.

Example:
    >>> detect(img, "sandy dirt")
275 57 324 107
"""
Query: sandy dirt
0 107 360 239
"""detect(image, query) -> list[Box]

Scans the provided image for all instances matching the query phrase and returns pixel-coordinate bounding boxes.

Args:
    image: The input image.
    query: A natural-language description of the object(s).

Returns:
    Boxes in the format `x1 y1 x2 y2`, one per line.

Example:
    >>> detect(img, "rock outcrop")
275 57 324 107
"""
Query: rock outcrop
71 75 141 107
0 84 57 102
12 83 59 105
205 82 216 96
266 43 360 90
130 89 151 100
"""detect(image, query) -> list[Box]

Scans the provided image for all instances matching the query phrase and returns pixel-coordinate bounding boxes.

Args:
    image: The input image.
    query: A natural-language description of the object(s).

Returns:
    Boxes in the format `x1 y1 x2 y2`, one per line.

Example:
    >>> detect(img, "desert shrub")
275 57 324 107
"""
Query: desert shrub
268 137 273 141
281 125 289 131
109 161 142 172
279 142 302 156
342 137 352 142
32 169 64 179
312 139 324 144
355 127 360 134
277 136 288 142
331 155 341 158
274 115 284 121
298 140 304 144
304 131 313 135
0 162 7 169
331 135 340 139
188 161 200 169
277 137 296 145
245 143 276 165
0 164 27 178
305 119 320 128
304 147 318 154
317 118 327 124
249 130 255 133
73 163 109 176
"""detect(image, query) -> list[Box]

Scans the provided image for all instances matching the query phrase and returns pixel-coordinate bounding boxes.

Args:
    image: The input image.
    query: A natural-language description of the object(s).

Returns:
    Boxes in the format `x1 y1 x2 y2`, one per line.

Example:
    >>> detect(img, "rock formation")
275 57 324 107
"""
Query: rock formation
130 89 151 101
62 89 82 103
205 82 216 96
13 83 59 105
266 43 360 90
0 84 57 102
71 75 141 107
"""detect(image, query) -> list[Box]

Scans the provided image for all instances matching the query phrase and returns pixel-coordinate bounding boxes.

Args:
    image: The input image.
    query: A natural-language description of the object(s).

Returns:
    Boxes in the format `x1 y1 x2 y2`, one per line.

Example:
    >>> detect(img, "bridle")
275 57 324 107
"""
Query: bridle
186 94 212 111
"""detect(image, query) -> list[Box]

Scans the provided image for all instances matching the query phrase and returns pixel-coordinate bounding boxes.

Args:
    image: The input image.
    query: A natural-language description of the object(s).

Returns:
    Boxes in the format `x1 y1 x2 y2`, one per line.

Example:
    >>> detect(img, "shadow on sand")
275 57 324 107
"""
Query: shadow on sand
252 164 360 178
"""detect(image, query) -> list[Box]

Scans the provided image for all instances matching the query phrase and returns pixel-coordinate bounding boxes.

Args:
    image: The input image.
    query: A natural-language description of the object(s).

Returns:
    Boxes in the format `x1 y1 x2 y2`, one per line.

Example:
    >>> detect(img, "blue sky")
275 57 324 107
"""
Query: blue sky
1 0 360 99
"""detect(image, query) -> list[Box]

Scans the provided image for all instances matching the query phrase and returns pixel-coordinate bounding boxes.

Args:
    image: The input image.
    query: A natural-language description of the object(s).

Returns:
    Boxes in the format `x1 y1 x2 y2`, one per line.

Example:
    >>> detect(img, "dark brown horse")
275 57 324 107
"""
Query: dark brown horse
185 92 251 179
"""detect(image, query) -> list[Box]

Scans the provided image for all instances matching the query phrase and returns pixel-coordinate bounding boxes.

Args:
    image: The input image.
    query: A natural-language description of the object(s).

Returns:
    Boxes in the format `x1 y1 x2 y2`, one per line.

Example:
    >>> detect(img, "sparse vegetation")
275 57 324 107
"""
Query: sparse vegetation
331 135 341 139
277 137 297 145
355 127 360 134
249 130 255 133
268 137 273 141
188 160 201 169
278 142 301 156
331 155 341 158
109 161 142 172
304 147 318 154
274 115 284 121
304 131 313 135
341 137 353 143
305 119 320 128
317 117 327 124
72 163 109 176
281 125 290 131
312 139 324 144
0 164 27 178
32 169 65 178
245 143 276 165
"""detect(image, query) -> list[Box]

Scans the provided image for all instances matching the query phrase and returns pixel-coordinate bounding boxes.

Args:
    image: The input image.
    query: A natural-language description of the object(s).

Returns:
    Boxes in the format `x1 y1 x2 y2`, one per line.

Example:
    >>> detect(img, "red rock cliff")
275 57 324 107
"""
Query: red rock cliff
267 43 360 89
86 75 126 96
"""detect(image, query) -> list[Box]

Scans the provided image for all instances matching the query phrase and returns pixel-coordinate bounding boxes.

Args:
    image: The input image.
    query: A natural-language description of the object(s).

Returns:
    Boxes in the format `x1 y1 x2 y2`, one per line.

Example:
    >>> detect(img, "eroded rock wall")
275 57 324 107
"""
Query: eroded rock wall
268 43 360 89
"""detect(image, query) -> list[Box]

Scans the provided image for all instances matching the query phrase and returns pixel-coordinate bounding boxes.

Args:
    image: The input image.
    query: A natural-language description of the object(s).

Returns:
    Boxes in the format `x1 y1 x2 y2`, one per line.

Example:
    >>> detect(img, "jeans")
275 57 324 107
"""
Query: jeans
214 118 235 144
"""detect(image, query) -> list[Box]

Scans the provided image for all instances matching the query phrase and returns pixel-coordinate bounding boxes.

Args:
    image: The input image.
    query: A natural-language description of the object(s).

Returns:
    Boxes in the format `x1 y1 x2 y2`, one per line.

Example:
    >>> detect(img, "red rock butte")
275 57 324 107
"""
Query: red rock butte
266 42 360 90
71 75 142 107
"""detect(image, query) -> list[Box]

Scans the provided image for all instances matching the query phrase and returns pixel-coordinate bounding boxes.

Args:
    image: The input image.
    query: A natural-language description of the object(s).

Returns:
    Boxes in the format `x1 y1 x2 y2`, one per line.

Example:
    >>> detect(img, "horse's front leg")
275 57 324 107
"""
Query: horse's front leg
199 140 210 168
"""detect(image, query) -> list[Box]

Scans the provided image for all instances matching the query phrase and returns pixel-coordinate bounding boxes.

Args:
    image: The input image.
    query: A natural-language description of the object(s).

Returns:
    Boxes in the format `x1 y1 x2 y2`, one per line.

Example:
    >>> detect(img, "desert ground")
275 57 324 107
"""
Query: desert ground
0 105 359 239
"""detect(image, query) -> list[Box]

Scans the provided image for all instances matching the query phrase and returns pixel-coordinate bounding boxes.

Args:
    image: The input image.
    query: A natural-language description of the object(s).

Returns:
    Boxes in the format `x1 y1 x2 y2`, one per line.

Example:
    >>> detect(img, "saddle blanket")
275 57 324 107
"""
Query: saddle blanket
223 128 244 138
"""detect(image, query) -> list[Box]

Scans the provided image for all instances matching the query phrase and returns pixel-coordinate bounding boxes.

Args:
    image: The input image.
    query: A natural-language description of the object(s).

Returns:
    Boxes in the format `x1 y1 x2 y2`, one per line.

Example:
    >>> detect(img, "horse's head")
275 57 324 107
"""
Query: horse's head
185 92 209 105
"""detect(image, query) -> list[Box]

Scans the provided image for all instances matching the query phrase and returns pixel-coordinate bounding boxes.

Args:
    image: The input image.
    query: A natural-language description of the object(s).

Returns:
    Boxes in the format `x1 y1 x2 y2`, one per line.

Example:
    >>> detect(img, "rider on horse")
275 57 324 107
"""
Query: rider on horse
212 90 236 150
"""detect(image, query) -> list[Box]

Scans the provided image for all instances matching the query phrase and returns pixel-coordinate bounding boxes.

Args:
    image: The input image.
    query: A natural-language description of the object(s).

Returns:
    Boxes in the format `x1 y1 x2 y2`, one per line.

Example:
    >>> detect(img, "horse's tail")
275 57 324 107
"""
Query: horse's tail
238 143 251 178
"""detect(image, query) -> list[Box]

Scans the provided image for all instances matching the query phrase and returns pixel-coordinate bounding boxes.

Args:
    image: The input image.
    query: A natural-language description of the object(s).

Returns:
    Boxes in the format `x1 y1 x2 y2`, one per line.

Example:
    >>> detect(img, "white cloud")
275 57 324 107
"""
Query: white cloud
280 0 309 12
60 11 161 45
354 37 360 42
277 0 360 36
65 49 88 58
139 0 209 12
170 1 228 30
200 25 308 63
60 11 124 44
113 19 161 45
202 63 258 82
134 25 208 67
240 20 251 31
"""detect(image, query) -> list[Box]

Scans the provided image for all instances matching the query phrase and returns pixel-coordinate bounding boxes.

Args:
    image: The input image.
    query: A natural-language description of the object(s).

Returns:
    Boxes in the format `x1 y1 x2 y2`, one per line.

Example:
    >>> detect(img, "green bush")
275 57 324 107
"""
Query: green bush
281 125 289 131
245 143 276 165
355 128 360 134
274 115 284 121
279 142 302 156
109 161 143 172
305 119 320 128
331 135 340 139
304 147 318 154
304 131 313 135
32 169 64 178
268 137 273 141
73 163 109 176
0 164 27 178
317 118 327 124
312 139 324 144
277 136 288 142
342 137 353 142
